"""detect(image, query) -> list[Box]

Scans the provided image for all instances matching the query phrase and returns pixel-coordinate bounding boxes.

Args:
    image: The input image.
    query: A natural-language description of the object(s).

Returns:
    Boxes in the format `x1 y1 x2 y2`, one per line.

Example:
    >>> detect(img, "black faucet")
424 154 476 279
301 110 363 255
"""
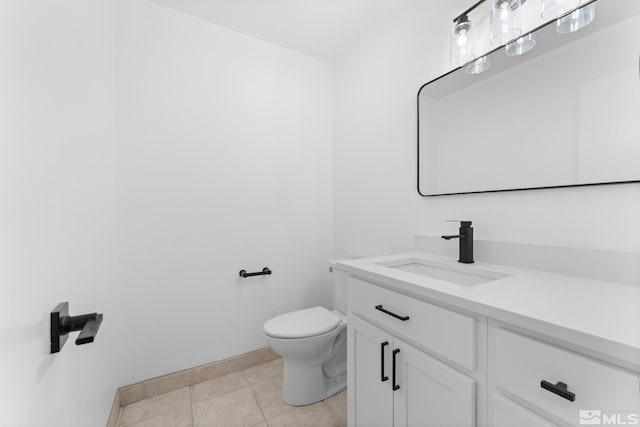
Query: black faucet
441 220 474 264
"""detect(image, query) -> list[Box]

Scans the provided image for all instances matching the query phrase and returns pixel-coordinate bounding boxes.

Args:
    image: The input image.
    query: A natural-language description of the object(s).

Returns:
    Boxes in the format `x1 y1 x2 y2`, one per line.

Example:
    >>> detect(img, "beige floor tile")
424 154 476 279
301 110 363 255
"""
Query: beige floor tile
190 370 248 403
243 359 283 385
267 402 342 427
323 389 347 425
250 376 294 419
192 386 264 427
124 405 192 427
120 387 190 426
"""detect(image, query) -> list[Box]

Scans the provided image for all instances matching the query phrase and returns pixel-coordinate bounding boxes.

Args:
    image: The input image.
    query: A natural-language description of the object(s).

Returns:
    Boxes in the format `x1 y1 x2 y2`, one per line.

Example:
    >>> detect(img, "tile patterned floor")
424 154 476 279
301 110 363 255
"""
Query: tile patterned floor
118 359 347 427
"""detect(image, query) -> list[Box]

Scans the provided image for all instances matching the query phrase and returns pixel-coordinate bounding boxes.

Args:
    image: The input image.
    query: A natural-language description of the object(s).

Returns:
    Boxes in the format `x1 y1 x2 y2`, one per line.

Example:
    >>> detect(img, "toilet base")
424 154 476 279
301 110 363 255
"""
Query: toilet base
264 308 348 407
282 363 347 406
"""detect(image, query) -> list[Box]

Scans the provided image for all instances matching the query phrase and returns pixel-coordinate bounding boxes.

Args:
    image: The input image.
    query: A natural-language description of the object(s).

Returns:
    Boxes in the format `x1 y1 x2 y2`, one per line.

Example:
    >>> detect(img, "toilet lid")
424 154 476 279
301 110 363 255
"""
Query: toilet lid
264 306 341 339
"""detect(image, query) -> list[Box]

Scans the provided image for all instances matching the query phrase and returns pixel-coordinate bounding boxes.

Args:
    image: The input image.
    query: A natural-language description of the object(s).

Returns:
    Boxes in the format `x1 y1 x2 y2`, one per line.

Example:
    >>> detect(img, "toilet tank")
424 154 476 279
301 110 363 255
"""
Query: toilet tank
329 259 349 314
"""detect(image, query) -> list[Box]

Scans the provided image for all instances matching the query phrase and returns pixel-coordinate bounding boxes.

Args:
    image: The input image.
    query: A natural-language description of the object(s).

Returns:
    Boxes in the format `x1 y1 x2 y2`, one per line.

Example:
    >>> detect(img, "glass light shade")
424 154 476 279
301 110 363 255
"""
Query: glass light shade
505 33 536 56
541 0 580 20
490 0 522 46
556 3 595 33
466 56 491 75
450 17 475 67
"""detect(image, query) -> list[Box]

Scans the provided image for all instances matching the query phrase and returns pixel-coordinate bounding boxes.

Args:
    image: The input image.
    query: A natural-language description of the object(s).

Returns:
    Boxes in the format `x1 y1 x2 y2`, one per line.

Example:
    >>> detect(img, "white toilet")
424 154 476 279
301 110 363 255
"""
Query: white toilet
263 260 348 406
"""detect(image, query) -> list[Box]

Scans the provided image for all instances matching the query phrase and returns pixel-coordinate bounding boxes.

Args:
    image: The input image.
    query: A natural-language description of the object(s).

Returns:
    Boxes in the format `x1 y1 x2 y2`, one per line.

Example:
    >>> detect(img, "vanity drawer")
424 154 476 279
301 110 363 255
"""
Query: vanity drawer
494 328 640 425
348 277 476 371
493 394 557 427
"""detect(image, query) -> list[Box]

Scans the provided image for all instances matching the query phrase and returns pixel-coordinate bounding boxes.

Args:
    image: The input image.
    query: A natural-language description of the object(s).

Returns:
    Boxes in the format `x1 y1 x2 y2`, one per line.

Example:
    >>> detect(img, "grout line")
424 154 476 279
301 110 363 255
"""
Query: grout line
324 390 348 426
246 359 283 386
189 370 254 405
115 406 123 427
244 370 269 425
320 400 343 426
187 386 196 427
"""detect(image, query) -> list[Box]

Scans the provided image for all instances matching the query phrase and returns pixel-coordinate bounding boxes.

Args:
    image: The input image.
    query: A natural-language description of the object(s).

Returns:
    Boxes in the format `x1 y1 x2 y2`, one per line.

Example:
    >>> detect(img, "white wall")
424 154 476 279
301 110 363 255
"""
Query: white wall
333 0 640 259
0 1 119 426
4 1 637 423
116 0 333 385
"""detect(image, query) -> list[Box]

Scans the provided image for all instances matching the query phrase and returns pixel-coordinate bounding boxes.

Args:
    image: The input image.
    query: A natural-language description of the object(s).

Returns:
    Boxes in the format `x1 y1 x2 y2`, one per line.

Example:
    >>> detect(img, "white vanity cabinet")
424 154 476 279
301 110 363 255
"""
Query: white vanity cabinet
489 325 640 427
491 393 557 427
349 314 394 427
348 277 478 427
393 337 476 427
346 271 640 427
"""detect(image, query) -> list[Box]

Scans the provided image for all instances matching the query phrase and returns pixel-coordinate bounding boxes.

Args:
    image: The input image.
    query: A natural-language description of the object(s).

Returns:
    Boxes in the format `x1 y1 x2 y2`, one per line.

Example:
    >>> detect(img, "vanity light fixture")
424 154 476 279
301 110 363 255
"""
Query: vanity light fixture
490 0 524 46
505 33 536 56
466 56 491 74
451 0 530 67
556 2 595 33
541 0 580 20
450 14 476 66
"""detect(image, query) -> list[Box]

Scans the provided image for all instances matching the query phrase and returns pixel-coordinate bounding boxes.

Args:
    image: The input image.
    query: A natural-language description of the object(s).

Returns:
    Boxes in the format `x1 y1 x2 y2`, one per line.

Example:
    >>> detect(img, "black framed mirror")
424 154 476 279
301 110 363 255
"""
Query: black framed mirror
417 0 640 196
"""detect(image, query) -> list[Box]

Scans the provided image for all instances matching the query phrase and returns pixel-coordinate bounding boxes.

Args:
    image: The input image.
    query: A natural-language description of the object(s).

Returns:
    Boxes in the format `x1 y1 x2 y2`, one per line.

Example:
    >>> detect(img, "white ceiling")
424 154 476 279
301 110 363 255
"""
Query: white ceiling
147 0 435 62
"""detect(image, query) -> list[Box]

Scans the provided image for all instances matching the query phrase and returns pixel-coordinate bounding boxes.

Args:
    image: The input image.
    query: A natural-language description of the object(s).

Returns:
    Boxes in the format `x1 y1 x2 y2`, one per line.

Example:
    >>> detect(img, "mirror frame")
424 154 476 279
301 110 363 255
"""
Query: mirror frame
416 0 640 197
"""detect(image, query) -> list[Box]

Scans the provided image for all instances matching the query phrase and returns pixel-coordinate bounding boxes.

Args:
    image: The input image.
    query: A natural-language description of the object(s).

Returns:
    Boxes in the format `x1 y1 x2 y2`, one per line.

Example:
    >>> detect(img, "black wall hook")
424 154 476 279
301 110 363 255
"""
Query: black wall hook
50 302 104 354
239 267 272 278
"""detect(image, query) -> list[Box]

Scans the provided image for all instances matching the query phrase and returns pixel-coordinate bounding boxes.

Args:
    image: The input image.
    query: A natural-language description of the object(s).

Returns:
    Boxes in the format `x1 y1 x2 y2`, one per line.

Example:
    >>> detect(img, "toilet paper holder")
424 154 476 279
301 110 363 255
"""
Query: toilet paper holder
50 302 103 354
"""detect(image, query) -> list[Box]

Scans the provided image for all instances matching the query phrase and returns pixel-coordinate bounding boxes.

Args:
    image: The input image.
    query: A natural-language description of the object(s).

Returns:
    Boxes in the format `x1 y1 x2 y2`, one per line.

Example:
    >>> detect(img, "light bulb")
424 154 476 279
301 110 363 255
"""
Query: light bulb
450 16 475 67
457 33 468 47
490 0 522 46
500 2 510 20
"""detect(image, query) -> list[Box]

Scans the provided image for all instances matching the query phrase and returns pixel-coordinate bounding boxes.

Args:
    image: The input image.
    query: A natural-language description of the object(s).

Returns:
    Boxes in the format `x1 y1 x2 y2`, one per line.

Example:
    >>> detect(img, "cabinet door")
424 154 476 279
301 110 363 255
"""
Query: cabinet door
393 339 476 427
348 315 394 427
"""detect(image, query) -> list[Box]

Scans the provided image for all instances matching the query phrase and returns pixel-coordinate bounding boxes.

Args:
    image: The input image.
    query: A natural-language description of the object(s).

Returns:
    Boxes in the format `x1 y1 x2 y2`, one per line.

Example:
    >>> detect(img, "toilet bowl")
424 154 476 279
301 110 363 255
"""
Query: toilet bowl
264 306 347 406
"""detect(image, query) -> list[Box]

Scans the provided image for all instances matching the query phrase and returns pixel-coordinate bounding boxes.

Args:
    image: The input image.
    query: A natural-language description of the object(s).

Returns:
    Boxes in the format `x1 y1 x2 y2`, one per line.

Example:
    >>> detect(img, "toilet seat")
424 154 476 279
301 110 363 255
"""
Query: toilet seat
264 306 340 339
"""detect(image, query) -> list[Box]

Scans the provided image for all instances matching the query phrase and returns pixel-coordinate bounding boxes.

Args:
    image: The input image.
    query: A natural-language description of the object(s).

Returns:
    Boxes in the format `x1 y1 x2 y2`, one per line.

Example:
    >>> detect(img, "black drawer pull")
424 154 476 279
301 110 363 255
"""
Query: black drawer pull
380 341 389 382
375 305 410 321
540 380 575 402
392 348 400 391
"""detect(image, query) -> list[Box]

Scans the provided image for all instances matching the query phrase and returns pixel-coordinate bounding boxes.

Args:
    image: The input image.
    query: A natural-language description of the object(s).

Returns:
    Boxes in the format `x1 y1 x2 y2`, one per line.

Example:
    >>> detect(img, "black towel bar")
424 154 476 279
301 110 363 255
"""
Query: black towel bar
239 267 272 278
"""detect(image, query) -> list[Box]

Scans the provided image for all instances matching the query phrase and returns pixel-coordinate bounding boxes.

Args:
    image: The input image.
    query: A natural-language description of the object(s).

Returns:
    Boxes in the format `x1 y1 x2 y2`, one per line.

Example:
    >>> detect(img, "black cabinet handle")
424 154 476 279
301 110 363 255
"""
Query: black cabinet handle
540 380 575 402
380 341 389 382
392 349 400 391
375 305 410 321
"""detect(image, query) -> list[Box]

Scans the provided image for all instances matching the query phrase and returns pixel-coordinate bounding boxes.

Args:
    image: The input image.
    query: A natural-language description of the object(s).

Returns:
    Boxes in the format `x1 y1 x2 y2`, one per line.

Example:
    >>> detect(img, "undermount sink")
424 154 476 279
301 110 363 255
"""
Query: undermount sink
378 258 511 286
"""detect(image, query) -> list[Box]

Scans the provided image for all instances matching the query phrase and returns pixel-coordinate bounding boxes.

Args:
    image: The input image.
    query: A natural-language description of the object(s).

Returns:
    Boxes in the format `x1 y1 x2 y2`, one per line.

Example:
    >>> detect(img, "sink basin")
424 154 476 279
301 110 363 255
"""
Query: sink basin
377 258 511 286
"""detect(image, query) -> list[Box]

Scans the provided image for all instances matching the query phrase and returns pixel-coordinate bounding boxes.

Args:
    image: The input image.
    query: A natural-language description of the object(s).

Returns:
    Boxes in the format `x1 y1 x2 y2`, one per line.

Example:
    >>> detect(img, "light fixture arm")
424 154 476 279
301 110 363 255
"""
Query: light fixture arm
454 0 488 23
454 0 528 23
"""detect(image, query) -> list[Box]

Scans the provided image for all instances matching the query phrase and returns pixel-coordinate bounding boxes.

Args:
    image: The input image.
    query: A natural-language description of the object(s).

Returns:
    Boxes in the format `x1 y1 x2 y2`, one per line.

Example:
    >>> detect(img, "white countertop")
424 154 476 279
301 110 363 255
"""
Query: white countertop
336 252 640 368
